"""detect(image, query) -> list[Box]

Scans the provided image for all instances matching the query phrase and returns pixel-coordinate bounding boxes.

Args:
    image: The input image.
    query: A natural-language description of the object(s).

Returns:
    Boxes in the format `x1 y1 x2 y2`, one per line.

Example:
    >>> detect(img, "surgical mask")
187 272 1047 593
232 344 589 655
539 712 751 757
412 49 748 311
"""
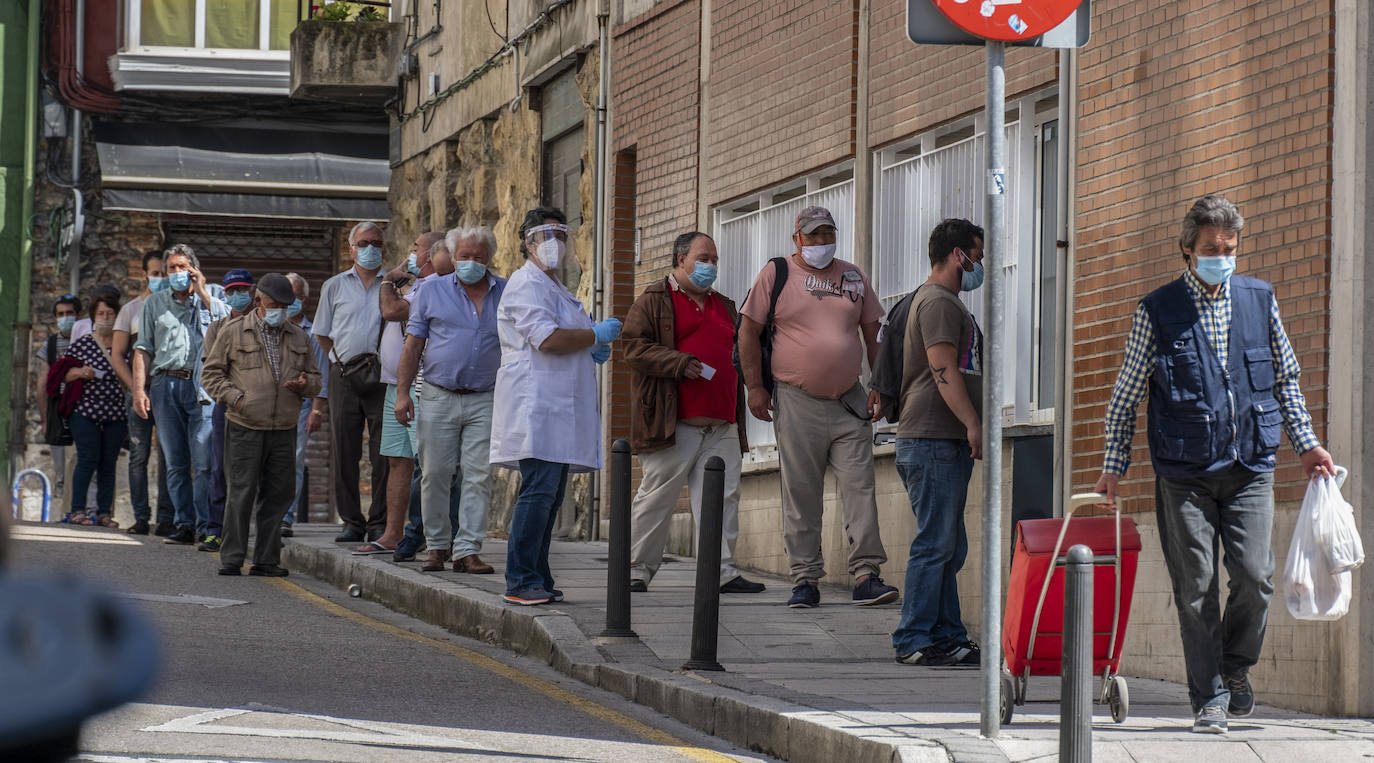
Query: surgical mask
169 270 192 292
56 316 76 334
688 262 717 290
226 292 252 312
960 262 985 292
1193 255 1236 286
454 260 487 285
800 243 837 269
406 252 422 276
263 308 287 327
94 318 115 336
535 239 564 270
287 298 303 318
148 276 169 293
356 245 383 270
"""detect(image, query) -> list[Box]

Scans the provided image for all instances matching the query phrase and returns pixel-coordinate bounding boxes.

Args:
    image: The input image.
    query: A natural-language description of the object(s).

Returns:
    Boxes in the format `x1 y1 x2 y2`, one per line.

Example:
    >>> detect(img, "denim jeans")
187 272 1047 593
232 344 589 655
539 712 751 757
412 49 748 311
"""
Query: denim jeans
505 458 569 594
891 438 974 657
402 463 465 548
1155 464 1275 712
127 401 174 525
69 412 127 518
149 374 213 532
285 398 311 526
206 401 227 536
418 387 494 557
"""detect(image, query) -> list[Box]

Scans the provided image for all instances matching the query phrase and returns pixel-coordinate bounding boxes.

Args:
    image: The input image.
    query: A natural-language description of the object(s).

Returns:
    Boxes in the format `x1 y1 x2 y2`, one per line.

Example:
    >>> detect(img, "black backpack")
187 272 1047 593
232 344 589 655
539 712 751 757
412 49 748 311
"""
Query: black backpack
869 286 921 423
732 257 789 394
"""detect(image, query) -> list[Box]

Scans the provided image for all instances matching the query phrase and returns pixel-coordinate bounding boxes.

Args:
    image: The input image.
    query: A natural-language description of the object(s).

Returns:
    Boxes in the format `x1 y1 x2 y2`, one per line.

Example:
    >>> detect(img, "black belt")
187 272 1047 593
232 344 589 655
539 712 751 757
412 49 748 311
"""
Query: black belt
156 369 193 379
429 382 484 395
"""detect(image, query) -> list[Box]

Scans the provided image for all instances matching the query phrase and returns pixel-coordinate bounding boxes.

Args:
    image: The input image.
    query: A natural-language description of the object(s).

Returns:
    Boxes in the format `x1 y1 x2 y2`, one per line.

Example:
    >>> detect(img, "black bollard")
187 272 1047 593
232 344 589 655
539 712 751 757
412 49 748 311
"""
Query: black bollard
1060 544 1094 762
682 455 726 672
600 439 637 638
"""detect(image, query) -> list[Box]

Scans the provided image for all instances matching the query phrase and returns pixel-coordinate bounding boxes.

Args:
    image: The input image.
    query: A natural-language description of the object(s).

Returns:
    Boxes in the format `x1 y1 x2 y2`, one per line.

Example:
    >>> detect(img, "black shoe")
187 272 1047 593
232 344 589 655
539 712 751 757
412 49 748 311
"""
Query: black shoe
1225 672 1254 717
249 565 289 577
787 583 820 608
280 523 294 538
196 533 207 545
393 535 424 562
896 644 956 666
197 535 222 552
720 576 767 594
163 527 195 545
852 576 900 605
629 579 648 593
945 639 981 667
334 528 366 543
127 520 150 535
154 521 175 537
218 565 241 576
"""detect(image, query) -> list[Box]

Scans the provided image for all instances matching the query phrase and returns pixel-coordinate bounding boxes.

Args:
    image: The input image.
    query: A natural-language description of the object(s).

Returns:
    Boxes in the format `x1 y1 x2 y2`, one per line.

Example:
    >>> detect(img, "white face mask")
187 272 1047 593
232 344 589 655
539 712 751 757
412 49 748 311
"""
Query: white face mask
800 243 837 269
535 239 564 270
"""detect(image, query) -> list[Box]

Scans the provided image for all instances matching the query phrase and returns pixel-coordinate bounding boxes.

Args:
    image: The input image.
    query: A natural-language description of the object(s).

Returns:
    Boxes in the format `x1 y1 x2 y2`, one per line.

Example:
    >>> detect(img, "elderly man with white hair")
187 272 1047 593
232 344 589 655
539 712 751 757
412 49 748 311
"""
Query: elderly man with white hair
312 221 391 543
395 225 506 573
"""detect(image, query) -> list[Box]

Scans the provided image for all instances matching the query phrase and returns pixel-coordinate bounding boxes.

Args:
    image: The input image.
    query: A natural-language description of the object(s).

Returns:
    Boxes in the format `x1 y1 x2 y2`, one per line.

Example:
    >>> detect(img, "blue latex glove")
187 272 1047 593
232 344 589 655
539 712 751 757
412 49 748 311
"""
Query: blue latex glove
592 317 622 345
591 343 612 364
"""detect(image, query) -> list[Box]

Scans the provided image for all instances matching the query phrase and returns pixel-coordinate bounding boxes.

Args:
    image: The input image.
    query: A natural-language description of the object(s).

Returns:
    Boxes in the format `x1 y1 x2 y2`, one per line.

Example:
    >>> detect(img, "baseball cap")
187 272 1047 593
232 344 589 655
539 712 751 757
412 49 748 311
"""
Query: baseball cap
256 273 295 306
795 206 837 234
222 268 254 288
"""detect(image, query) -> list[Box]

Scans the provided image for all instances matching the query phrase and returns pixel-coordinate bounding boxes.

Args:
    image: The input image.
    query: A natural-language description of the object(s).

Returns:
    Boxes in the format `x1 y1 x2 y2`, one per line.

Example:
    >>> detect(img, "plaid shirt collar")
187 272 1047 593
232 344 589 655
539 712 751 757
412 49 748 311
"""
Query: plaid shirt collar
1182 267 1230 304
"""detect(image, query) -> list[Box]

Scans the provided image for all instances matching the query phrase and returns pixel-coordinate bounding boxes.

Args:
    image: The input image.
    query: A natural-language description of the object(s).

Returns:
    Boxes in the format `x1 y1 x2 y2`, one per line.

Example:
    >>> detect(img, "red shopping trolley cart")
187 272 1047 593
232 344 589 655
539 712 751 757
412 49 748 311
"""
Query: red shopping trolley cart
1000 493 1141 724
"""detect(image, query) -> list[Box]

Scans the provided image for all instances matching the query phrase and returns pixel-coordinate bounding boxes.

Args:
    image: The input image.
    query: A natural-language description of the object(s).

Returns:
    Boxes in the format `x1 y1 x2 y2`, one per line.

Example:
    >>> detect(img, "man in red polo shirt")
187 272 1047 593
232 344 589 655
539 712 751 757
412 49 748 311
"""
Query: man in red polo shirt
622 232 766 594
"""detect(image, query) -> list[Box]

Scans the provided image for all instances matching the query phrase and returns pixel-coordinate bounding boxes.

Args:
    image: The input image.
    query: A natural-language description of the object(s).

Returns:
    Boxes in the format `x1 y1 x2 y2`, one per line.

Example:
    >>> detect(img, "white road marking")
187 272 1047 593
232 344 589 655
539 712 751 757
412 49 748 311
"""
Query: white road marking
116 593 249 609
77 756 271 763
140 705 493 751
12 526 142 545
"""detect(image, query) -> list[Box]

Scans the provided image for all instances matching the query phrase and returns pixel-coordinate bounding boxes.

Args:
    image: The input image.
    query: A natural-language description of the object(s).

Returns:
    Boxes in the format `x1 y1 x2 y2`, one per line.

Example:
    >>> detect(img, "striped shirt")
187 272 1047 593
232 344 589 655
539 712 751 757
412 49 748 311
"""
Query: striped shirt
1101 269 1319 476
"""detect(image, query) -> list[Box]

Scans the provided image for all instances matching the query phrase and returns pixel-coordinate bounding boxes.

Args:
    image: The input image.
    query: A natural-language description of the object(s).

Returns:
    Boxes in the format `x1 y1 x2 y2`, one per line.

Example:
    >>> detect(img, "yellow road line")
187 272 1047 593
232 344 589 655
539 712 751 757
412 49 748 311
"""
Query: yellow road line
268 578 738 763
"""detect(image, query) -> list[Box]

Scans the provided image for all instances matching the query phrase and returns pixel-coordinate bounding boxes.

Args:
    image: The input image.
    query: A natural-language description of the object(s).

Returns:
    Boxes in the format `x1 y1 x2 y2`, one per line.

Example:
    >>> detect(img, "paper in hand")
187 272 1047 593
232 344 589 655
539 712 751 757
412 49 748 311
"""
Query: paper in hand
700 363 716 380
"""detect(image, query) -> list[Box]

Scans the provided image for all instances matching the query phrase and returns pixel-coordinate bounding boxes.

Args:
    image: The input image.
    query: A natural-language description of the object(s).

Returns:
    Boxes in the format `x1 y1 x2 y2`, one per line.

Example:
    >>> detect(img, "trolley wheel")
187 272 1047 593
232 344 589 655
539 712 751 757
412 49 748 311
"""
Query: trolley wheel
1000 671 1015 725
1107 675 1129 723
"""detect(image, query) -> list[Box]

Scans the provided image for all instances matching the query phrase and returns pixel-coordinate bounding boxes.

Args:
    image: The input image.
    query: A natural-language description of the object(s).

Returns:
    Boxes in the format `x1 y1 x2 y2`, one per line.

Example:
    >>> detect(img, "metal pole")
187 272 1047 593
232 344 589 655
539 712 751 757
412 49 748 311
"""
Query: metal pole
682 455 725 672
1061 544 1094 762
980 39 1007 739
590 3 610 543
599 439 636 638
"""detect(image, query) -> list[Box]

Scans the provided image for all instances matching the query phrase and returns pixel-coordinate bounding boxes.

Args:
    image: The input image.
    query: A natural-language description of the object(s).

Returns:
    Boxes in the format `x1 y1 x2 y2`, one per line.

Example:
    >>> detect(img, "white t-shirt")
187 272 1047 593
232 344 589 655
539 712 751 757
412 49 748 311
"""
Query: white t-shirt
114 296 146 336
70 317 92 343
379 276 429 385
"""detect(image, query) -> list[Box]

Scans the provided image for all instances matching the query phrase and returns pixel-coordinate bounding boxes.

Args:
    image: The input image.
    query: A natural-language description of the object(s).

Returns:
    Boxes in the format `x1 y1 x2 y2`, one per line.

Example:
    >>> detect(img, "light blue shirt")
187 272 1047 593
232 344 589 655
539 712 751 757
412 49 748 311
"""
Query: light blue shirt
134 289 229 375
312 266 383 364
406 273 505 392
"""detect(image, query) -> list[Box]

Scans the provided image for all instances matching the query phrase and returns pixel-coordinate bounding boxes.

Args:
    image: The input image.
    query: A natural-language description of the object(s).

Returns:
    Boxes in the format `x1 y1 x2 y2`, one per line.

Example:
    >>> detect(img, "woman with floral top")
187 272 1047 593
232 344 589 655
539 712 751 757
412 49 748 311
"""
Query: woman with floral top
62 292 127 527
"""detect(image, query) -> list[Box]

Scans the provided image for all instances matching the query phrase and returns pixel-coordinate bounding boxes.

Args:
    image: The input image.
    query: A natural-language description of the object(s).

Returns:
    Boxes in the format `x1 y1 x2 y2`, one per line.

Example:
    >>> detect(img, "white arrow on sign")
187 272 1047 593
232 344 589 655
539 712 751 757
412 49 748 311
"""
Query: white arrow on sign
116 593 249 609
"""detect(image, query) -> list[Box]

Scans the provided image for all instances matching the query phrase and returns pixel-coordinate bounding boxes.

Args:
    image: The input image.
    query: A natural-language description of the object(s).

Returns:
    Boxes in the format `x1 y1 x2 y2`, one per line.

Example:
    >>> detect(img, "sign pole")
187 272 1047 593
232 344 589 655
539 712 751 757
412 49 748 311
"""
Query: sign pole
981 38 1006 740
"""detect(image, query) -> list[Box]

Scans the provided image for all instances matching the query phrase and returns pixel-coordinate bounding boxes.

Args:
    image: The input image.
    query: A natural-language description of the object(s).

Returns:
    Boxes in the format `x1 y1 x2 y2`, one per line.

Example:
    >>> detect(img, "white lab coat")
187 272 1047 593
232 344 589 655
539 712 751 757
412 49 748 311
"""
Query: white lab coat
489 260 601 473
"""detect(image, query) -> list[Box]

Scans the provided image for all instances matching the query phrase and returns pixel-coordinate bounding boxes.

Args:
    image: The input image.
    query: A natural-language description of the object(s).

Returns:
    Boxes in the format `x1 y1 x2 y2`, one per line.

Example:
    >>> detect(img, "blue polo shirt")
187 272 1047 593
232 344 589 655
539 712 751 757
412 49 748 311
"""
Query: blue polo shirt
406 272 505 392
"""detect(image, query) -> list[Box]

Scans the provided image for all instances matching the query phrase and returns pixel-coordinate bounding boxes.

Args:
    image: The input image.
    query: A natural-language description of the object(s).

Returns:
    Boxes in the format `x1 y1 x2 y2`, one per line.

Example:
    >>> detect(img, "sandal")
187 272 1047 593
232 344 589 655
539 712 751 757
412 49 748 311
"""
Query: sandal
63 511 94 525
97 515 120 529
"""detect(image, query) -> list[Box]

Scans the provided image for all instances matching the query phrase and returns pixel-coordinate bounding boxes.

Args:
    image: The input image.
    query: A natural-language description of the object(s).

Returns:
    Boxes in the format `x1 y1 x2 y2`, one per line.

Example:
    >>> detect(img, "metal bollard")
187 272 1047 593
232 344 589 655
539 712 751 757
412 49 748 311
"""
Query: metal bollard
11 469 53 523
1061 544 1094 762
600 439 637 638
682 455 726 672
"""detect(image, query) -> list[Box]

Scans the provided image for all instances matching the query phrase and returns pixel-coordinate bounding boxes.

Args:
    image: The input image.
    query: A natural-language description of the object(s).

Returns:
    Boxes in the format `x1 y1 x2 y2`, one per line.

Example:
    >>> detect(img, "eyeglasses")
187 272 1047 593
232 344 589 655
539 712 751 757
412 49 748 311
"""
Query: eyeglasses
353 239 384 248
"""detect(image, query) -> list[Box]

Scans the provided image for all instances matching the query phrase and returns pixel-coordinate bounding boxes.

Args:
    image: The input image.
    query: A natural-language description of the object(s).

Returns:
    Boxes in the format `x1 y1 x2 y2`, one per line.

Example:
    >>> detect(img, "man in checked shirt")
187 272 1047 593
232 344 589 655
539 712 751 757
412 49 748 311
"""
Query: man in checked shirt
1093 195 1334 734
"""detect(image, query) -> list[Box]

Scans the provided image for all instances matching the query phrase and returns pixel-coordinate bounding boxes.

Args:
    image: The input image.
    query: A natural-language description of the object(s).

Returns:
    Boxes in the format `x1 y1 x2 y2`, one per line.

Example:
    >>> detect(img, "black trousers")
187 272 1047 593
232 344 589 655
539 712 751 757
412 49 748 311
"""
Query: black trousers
221 422 296 567
327 362 389 534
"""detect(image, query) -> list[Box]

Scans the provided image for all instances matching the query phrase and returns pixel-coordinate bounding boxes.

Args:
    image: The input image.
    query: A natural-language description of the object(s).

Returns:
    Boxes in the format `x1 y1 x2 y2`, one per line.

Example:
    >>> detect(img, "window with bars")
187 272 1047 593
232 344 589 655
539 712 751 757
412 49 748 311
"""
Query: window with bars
712 168 855 456
130 0 301 51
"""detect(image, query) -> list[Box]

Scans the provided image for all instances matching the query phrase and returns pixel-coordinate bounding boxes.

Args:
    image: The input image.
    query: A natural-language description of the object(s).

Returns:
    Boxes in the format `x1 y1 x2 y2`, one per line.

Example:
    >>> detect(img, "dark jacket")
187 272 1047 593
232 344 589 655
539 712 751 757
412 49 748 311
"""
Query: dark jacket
621 277 749 455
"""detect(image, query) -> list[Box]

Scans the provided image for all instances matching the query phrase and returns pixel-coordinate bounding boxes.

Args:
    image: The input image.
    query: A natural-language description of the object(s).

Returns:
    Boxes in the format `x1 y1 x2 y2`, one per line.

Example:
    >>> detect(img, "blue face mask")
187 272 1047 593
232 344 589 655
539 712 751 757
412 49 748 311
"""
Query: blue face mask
454 260 487 285
406 252 422 276
56 316 76 334
263 308 287 327
148 276 169 293
169 270 192 292
958 250 985 292
356 245 383 271
226 292 252 312
287 298 303 318
688 262 718 290
1193 255 1236 286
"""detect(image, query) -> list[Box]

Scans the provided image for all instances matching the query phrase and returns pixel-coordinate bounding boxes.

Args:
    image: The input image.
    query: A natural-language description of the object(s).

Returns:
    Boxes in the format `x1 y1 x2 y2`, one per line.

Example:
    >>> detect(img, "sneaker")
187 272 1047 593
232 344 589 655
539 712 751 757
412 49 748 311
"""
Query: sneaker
280 523 294 538
720 576 767 594
154 521 176 537
197 535 222 552
127 520 150 535
1225 672 1254 717
163 527 195 545
249 564 290 577
945 640 981 667
393 535 424 562
896 645 956 667
852 576 899 605
1193 704 1228 734
787 583 820 608
549 588 564 603
629 579 648 593
503 588 552 606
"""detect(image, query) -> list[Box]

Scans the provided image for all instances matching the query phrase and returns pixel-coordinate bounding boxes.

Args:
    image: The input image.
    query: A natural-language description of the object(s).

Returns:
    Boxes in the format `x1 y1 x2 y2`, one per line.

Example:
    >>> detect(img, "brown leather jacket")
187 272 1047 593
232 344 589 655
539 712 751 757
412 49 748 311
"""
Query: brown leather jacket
621 276 749 455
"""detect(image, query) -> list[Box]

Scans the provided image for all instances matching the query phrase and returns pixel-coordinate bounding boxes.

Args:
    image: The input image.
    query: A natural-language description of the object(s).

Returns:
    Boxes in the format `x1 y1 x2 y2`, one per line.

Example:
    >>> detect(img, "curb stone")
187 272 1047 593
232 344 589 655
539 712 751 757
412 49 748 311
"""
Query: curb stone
283 538 997 763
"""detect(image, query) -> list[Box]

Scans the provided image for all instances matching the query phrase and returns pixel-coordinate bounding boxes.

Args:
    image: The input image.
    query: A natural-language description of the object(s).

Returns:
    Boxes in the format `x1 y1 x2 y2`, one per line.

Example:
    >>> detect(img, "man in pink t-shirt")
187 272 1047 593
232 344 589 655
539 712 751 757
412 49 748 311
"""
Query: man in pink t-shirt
738 206 899 609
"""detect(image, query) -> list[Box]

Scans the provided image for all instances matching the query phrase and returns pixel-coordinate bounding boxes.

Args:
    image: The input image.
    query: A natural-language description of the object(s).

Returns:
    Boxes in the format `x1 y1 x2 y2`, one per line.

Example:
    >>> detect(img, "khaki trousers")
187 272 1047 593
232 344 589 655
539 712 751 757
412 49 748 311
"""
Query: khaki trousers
773 382 887 584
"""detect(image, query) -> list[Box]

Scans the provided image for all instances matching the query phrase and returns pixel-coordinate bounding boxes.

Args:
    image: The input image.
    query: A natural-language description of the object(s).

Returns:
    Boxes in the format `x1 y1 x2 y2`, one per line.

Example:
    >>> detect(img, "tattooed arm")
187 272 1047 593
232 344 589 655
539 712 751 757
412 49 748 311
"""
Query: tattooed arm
926 342 983 459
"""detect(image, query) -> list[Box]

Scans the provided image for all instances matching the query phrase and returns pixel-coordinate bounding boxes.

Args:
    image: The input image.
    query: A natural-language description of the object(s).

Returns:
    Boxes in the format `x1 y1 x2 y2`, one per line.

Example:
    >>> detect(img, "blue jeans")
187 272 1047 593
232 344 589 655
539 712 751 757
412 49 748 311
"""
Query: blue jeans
206 401 228 537
127 401 174 525
892 438 974 657
150 374 213 532
69 412 127 518
1155 464 1275 713
402 463 462 547
285 398 311 525
505 458 569 594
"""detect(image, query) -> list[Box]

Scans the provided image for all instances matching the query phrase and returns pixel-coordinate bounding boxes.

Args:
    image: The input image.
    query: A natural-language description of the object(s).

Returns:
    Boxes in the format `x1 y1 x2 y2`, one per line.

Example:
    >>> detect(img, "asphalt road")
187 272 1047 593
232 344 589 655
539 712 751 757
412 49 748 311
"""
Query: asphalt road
6 522 770 763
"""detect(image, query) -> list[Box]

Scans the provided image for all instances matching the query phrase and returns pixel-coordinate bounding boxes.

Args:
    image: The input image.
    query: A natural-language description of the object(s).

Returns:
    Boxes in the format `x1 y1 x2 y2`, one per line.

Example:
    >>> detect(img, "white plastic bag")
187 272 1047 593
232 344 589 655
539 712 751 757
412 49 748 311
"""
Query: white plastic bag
1282 469 1355 621
1311 467 1364 573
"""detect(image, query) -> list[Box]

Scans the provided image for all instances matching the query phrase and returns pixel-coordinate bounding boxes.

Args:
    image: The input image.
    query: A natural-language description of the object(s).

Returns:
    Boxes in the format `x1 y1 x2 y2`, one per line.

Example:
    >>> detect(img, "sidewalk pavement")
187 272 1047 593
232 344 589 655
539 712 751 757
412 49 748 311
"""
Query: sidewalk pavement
282 526 1374 763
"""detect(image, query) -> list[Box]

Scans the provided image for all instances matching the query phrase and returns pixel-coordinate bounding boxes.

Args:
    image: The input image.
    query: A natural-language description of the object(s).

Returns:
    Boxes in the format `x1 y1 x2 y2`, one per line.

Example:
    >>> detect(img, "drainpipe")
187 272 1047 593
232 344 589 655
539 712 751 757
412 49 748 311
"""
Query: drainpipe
1052 48 1078 511
591 0 610 541
9 0 41 482
69 0 86 297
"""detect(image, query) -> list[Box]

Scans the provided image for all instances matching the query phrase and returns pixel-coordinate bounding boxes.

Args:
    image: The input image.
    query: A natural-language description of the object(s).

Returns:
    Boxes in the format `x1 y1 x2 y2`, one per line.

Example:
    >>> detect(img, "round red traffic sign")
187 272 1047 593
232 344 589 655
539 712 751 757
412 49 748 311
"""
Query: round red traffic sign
931 0 1080 41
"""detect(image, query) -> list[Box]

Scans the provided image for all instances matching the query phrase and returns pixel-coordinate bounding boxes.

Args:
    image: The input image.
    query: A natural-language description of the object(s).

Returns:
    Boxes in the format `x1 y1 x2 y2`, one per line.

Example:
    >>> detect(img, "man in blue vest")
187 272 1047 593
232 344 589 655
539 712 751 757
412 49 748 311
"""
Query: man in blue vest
1094 195 1334 734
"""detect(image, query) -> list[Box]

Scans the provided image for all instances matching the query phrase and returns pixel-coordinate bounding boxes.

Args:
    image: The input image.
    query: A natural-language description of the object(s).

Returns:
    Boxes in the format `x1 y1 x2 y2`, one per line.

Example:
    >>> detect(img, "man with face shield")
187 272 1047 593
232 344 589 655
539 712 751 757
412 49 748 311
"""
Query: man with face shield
490 207 622 605
202 273 322 577
890 218 986 668
737 206 898 610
